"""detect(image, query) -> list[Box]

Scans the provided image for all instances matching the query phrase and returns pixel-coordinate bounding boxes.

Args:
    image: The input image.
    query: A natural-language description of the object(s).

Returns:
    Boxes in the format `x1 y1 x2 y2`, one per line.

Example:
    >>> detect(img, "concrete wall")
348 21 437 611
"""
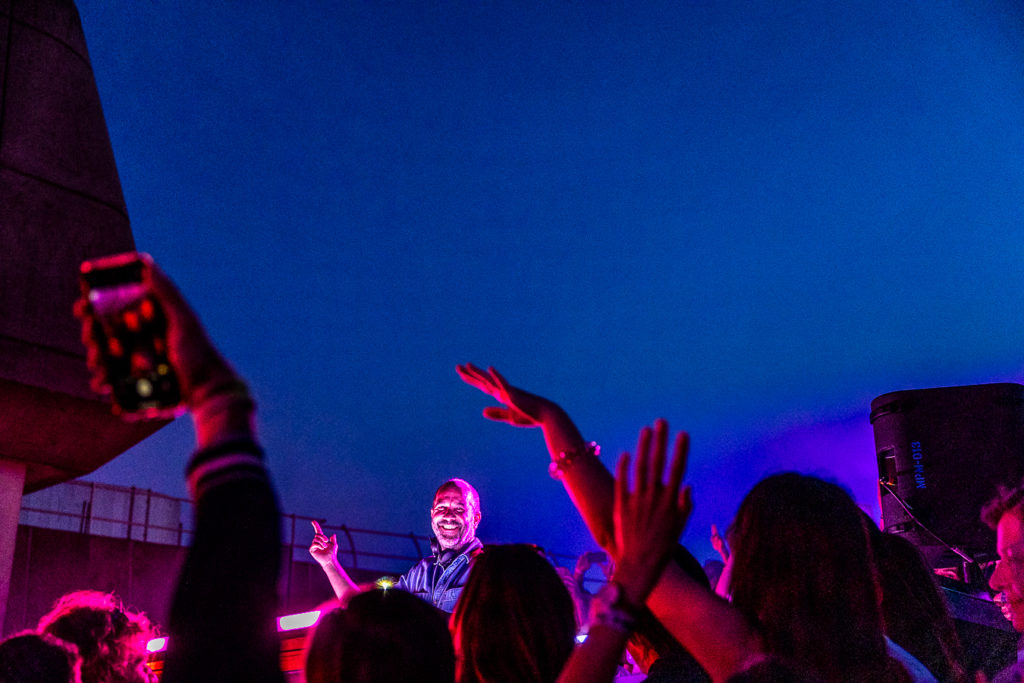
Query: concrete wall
3 524 386 637
3 525 184 635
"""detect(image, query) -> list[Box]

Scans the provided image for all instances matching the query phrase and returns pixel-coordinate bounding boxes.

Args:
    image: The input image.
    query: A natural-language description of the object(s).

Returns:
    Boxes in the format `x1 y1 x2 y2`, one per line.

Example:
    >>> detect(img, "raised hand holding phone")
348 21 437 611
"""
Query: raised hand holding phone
79 252 183 419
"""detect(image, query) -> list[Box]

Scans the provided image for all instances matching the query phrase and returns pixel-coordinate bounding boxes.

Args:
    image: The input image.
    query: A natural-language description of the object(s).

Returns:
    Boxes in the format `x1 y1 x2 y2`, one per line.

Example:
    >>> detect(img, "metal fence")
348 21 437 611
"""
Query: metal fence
20 481 190 545
20 480 580 577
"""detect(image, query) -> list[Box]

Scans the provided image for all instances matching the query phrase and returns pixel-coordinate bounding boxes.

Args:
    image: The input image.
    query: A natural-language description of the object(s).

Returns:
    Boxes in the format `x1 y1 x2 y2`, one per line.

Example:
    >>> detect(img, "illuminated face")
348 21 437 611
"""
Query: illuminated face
431 483 480 551
990 511 1024 632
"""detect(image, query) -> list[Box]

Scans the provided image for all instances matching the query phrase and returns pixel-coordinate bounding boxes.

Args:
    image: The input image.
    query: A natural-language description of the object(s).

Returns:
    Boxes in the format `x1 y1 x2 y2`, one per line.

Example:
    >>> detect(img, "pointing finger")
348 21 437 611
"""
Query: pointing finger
311 520 323 535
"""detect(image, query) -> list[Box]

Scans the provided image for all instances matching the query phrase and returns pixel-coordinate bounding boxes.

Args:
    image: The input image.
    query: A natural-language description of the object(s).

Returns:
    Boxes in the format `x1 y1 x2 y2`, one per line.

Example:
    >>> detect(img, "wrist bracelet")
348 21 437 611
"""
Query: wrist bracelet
187 437 264 476
548 441 600 480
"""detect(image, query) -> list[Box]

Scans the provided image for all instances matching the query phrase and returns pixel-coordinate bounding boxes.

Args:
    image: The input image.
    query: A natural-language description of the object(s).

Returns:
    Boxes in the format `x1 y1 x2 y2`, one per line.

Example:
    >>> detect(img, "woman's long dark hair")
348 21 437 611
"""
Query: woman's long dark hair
728 473 901 682
870 526 967 682
304 588 454 683
450 544 576 683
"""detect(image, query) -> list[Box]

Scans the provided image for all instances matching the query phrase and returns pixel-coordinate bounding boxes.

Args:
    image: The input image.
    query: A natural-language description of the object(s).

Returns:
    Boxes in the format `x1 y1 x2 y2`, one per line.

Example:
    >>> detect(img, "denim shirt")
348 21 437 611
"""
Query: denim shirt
395 538 484 612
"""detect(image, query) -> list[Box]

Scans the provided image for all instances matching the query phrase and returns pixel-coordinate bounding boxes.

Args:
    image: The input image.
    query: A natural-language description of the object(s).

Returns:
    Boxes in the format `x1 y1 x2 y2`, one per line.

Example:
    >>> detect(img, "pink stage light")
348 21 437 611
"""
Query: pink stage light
146 637 168 653
278 610 322 632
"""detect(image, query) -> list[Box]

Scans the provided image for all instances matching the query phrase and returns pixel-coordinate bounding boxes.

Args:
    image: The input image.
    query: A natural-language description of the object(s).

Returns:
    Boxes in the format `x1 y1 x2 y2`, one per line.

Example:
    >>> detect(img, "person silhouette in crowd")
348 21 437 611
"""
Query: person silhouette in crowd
867 521 967 682
37 591 154 683
0 631 81 683
303 587 455 683
450 544 576 683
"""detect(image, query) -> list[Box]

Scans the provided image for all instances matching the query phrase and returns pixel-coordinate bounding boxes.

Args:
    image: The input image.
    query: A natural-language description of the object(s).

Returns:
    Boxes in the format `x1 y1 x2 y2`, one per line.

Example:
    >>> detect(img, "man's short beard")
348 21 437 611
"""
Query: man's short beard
434 525 468 549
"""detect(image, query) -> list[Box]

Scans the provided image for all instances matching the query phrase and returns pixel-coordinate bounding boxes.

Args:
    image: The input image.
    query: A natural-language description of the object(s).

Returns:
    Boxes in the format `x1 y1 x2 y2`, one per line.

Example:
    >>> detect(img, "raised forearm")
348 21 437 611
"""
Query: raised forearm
530 403 617 551
165 426 282 682
191 375 256 448
646 563 761 683
537 403 588 457
561 462 616 552
715 555 733 598
319 558 360 602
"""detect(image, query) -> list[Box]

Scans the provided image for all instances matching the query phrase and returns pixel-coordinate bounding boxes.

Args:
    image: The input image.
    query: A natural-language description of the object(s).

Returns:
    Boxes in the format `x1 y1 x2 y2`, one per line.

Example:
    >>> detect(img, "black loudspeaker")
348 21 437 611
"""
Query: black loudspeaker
870 383 1024 568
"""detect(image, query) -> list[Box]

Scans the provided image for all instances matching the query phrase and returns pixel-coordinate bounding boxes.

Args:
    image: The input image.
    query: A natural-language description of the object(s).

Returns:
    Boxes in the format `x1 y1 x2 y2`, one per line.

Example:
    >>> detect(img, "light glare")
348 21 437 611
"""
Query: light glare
146 637 167 653
278 610 322 631
144 610 322 654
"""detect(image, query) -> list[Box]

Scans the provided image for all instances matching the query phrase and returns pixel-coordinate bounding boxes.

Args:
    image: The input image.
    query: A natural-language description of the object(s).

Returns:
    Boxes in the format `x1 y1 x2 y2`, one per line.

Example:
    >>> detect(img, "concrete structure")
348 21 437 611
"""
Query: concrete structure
0 0 169 627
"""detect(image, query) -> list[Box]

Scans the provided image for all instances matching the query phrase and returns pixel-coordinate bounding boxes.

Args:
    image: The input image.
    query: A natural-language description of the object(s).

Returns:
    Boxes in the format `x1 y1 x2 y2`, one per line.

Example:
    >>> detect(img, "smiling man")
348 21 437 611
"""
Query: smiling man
310 478 483 612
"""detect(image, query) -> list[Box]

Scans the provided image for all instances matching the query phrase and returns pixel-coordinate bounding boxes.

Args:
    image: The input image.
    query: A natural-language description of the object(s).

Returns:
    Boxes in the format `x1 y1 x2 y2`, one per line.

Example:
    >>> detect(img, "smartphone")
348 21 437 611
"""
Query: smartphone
80 252 184 420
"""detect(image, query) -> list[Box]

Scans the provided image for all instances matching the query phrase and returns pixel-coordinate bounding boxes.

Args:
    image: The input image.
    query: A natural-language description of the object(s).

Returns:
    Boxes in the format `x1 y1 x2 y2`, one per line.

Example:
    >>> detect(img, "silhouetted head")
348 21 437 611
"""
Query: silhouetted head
728 473 889 682
0 631 81 683
451 544 575 683
37 591 154 683
304 588 454 683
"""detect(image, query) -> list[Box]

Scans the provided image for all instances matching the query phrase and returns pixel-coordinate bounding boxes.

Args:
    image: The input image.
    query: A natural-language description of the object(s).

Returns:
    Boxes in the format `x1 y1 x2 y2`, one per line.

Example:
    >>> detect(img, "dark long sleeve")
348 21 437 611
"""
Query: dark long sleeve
162 444 284 683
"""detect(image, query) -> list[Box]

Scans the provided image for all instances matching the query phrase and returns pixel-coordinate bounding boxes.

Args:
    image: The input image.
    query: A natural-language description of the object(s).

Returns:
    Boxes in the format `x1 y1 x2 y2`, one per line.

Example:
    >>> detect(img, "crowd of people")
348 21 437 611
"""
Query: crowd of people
1 254 1022 682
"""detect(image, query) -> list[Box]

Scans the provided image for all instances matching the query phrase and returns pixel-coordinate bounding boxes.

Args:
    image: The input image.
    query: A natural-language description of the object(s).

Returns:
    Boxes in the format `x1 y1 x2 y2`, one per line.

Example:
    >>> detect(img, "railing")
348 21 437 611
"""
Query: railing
20 481 191 545
20 480 581 576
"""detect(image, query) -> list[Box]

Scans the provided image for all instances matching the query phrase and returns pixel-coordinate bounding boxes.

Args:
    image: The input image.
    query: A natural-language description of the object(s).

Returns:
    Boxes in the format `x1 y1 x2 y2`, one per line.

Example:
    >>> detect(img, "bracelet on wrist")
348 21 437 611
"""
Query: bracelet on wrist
548 441 600 480
187 437 264 476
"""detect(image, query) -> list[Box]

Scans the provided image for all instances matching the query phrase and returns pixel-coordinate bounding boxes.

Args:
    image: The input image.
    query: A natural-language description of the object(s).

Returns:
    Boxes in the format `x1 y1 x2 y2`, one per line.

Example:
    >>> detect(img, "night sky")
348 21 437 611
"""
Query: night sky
75 1 1024 564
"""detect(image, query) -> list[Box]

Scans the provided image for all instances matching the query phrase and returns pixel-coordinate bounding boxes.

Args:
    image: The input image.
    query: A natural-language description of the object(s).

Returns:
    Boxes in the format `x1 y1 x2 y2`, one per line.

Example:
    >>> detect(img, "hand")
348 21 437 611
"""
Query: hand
711 523 729 561
75 254 237 404
574 550 607 578
455 363 553 427
610 419 692 606
309 520 339 569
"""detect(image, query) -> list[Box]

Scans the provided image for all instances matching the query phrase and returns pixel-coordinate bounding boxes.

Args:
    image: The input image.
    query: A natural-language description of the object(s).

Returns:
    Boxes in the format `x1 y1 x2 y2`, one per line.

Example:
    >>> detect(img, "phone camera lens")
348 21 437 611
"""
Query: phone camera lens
136 378 154 397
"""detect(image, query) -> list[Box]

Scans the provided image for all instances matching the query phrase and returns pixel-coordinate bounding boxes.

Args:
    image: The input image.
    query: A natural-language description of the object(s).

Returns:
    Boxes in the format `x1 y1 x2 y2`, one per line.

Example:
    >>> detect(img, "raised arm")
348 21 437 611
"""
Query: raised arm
641 556 760 681
616 424 760 682
559 420 691 683
711 524 733 597
309 520 360 602
78 255 283 683
711 524 730 562
456 364 616 549
457 367 761 681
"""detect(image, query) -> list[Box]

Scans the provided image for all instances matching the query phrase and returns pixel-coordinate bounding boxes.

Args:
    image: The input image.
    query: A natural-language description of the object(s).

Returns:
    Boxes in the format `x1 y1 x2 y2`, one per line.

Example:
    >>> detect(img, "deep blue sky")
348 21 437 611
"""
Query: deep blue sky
76 1 1024 563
